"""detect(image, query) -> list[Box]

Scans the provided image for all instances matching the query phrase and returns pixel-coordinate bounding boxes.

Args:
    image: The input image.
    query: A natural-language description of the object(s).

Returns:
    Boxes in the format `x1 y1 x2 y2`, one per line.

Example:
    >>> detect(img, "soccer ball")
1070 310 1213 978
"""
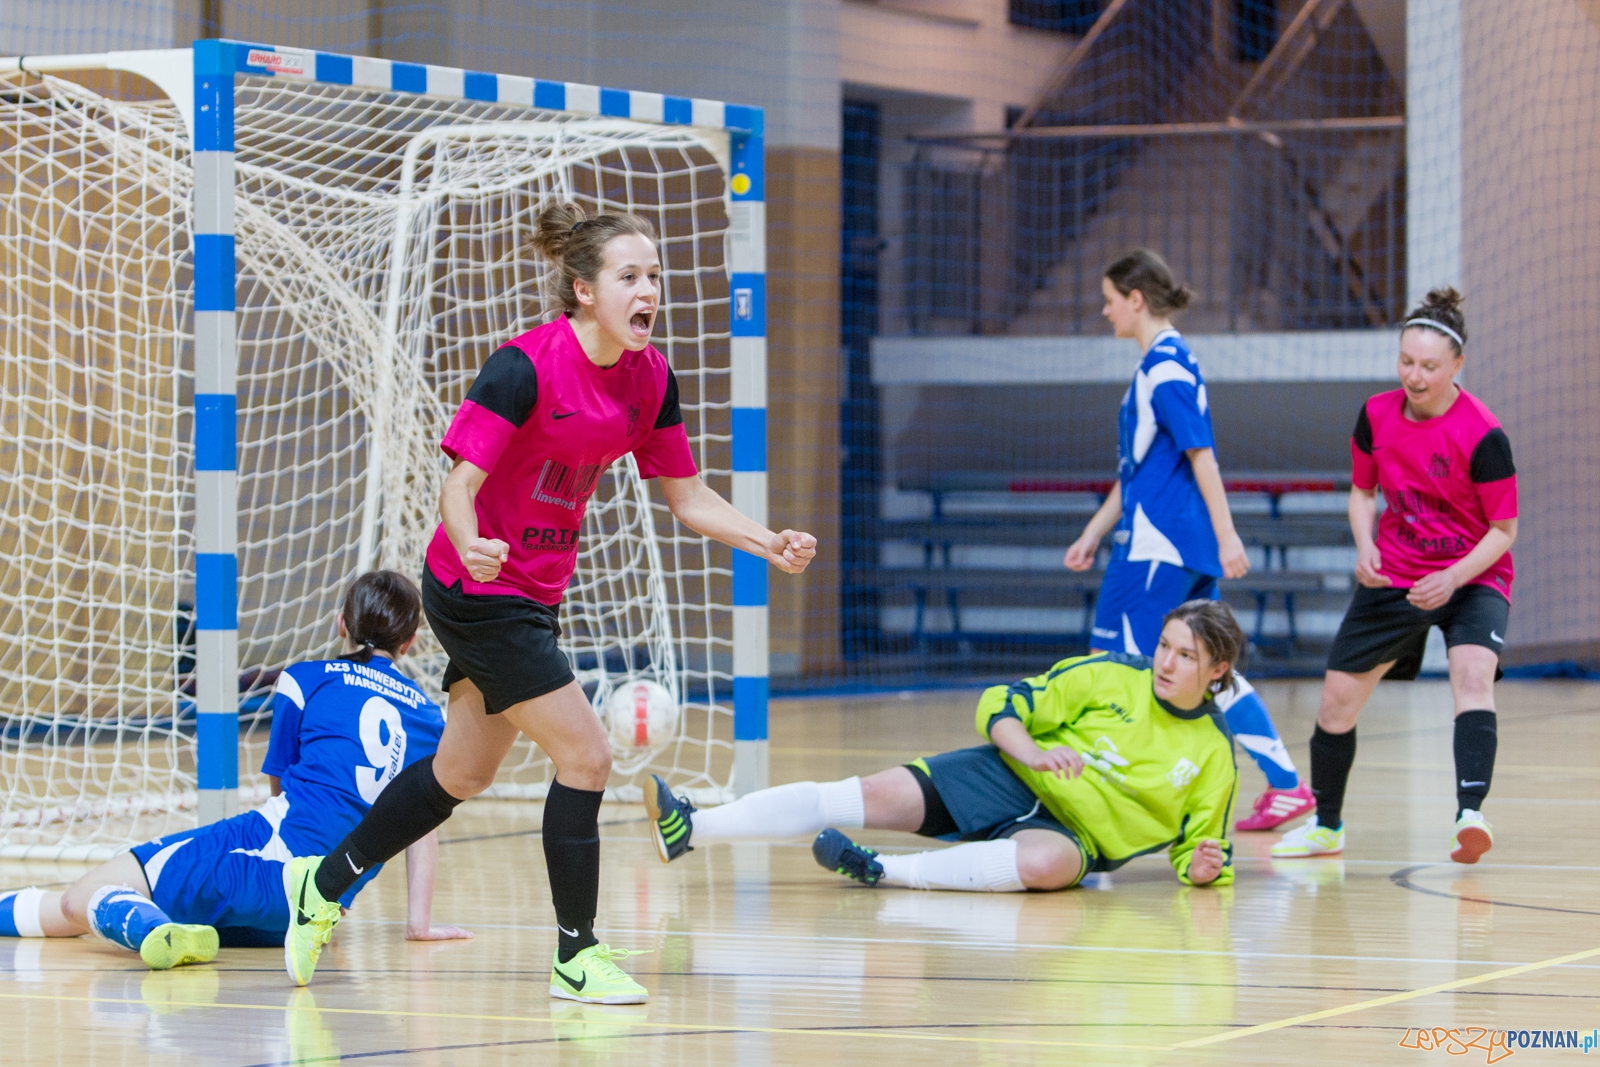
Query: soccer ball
603 678 679 753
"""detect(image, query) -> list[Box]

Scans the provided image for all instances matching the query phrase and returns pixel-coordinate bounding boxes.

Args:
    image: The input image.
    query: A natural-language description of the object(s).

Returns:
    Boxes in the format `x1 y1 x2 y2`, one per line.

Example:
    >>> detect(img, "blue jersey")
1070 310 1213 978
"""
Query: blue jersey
261 655 446 898
1112 329 1220 576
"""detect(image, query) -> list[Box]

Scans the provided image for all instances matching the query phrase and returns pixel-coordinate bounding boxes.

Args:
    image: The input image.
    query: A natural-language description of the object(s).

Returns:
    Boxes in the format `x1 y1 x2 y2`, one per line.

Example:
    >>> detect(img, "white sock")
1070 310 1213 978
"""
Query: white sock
877 839 1026 892
0 887 46 937
690 778 865 843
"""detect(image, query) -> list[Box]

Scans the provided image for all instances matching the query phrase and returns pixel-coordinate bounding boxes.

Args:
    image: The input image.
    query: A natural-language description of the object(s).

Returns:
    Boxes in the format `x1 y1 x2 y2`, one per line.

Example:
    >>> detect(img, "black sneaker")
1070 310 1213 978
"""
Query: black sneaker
812 829 884 886
643 774 695 863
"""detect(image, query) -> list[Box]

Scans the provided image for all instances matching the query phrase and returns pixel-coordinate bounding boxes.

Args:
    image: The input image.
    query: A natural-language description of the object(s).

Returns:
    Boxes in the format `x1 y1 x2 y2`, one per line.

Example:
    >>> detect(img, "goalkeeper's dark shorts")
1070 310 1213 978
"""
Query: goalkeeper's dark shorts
905 745 1096 885
1326 582 1508 681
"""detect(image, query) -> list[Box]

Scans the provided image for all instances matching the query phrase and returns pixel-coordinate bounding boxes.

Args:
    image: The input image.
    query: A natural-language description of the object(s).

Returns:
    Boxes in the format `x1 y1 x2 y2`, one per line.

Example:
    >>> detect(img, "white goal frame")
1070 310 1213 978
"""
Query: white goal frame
0 39 771 855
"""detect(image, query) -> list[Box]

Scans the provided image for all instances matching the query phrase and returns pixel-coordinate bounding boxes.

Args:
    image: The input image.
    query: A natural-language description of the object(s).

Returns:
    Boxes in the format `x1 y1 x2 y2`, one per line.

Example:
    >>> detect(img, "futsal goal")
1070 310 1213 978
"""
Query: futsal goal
0 41 771 859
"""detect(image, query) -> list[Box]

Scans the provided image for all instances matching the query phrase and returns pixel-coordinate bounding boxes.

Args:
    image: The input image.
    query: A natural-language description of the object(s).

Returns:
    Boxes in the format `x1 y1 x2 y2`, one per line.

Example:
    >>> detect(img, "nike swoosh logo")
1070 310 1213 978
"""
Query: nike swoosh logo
1460 780 1486 788
558 924 579 938
296 878 313 926
347 855 366 876
1490 630 1503 643
552 411 578 420
553 965 586 991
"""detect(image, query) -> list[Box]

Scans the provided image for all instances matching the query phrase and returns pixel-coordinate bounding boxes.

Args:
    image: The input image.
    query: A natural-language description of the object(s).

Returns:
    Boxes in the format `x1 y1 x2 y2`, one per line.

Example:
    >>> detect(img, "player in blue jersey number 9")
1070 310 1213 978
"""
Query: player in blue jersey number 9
0 571 465 969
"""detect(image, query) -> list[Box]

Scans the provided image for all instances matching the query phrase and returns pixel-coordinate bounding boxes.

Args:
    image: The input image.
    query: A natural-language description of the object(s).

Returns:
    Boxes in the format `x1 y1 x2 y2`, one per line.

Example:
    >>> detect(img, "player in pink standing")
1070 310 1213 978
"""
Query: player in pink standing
281 203 817 1000
1273 288 1517 863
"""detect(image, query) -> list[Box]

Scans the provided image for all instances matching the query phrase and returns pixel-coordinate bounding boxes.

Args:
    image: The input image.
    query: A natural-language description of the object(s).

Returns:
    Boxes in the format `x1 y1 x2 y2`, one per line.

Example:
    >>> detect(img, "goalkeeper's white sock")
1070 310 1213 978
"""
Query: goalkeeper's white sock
690 778 865 843
877 840 1026 892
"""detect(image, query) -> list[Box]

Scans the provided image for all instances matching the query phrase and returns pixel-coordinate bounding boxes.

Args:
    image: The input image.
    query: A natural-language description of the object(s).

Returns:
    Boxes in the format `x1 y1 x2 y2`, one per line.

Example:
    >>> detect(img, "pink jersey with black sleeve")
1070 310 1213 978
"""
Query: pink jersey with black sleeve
425 317 698 604
1350 388 1517 600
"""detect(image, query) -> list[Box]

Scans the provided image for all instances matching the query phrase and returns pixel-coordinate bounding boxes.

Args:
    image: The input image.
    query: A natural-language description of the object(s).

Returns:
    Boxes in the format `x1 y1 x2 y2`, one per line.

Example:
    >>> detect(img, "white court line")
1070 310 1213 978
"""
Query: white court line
585 832 1600 871
1235 856 1600 872
338 917 1600 971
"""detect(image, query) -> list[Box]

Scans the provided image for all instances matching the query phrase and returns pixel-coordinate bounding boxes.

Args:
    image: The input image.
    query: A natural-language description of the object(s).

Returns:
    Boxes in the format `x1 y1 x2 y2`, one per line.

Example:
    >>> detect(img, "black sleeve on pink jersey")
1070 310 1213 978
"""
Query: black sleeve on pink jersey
653 367 684 430
1352 404 1374 454
1469 428 1516 482
465 346 539 427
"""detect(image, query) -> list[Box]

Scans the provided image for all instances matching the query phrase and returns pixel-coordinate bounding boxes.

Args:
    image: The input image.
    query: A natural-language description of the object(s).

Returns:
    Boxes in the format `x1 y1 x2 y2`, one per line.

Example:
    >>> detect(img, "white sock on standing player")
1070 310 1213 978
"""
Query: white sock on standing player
877 840 1026 892
690 778 865 844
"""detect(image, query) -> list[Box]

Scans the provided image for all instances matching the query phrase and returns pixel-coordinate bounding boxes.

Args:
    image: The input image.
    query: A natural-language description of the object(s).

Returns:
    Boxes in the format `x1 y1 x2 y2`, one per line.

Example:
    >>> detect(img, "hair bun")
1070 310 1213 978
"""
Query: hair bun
530 201 589 262
1422 285 1464 316
1103 248 1194 317
1405 285 1468 349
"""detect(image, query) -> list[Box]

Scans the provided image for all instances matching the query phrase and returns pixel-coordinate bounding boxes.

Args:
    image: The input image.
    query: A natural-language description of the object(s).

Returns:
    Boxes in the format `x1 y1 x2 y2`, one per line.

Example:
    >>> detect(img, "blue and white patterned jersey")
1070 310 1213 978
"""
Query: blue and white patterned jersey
1112 329 1220 576
261 655 445 894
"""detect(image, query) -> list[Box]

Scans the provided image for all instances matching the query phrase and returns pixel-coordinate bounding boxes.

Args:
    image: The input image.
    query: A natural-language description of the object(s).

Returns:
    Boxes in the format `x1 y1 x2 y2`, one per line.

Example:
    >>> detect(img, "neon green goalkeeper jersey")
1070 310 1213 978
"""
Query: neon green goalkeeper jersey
975 651 1238 885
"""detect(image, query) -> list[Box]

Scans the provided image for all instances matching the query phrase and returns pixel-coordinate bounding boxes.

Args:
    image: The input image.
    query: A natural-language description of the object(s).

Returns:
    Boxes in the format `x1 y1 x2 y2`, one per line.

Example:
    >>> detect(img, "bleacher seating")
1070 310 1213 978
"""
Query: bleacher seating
872 472 1354 663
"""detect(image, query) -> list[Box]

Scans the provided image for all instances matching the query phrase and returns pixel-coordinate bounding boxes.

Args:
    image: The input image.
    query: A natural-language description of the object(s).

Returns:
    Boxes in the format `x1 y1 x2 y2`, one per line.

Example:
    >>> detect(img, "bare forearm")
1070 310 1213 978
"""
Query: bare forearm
439 476 482 559
673 482 778 555
1081 483 1123 542
988 717 1042 763
1348 488 1379 551
1446 524 1516 586
1187 448 1237 540
405 831 439 933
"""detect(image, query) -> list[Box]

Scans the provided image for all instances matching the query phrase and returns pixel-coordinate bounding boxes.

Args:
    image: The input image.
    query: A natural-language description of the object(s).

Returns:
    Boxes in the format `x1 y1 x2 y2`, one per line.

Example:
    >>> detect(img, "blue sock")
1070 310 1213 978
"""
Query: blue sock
87 885 172 953
0 888 45 937
1216 676 1300 790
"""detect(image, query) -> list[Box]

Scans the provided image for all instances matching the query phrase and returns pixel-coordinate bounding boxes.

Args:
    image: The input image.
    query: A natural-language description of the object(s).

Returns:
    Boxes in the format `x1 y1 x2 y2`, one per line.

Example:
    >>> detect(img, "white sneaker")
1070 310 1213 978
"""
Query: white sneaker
1270 816 1345 858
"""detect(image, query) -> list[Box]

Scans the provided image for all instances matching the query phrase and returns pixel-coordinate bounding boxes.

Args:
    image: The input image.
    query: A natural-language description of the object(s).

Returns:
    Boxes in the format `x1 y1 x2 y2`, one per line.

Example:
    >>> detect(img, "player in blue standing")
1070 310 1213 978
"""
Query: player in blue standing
1061 249 1311 831
0 571 467 968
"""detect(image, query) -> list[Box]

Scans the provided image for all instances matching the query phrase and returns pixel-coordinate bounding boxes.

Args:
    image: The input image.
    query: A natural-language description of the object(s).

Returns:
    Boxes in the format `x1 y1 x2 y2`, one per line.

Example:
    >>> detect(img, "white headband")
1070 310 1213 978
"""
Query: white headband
1404 317 1464 349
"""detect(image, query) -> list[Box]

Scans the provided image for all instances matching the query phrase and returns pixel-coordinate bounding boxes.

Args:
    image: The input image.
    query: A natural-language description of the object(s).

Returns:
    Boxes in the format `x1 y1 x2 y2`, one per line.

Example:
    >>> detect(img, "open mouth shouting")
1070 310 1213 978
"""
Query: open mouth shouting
629 308 655 341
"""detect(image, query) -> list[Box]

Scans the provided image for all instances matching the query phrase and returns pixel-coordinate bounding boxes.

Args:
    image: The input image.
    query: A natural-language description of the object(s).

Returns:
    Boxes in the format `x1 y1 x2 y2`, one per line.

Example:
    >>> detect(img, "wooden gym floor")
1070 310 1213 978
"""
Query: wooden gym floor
4 677 1600 1065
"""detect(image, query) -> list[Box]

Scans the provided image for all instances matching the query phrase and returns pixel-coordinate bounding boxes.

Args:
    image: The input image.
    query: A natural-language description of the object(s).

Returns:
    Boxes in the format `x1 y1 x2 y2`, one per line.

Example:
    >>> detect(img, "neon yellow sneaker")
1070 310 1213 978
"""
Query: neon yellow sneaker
549 944 650 1004
283 856 341 986
1271 817 1345 858
138 922 219 970
1451 810 1493 864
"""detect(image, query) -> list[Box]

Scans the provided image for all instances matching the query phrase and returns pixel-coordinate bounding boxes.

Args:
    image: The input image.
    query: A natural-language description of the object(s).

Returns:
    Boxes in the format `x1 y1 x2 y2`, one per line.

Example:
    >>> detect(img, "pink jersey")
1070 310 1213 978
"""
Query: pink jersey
1351 388 1517 599
425 317 698 604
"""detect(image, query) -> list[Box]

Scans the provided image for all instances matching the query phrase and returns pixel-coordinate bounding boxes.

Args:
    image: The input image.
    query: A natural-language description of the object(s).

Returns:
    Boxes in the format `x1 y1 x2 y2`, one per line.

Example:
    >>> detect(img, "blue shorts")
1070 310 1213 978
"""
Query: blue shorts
1091 560 1219 656
130 796 292 948
909 746 1094 885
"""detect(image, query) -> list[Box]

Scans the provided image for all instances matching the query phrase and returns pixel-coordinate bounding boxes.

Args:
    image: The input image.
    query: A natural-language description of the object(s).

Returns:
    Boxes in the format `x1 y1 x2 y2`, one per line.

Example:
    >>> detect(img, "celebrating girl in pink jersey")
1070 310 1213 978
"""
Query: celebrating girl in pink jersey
281 203 817 1000
1274 288 1516 865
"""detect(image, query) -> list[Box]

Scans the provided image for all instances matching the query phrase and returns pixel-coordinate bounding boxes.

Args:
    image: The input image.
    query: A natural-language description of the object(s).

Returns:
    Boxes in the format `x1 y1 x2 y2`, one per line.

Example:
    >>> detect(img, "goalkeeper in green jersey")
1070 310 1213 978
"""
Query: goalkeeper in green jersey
647 600 1242 891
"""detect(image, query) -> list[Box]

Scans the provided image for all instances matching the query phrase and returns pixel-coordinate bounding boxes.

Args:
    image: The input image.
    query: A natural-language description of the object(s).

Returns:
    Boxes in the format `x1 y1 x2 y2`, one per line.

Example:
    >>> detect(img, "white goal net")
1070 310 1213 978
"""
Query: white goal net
0 64 737 856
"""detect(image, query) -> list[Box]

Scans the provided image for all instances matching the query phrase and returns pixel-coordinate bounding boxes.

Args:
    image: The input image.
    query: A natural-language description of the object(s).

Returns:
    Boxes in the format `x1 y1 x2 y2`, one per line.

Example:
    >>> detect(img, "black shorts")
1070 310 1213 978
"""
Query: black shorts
421 566 574 715
1326 583 1509 681
906 746 1093 886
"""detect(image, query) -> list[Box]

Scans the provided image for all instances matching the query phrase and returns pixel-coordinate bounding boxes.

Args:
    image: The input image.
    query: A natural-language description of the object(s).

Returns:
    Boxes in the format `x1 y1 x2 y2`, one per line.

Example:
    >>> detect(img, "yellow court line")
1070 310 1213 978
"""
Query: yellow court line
1172 944 1600 1048
0 989 1166 1053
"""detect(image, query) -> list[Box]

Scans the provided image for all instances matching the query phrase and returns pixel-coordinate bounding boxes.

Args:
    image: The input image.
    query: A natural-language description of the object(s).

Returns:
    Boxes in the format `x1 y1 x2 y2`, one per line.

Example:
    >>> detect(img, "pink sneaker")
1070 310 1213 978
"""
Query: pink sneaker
1235 782 1314 831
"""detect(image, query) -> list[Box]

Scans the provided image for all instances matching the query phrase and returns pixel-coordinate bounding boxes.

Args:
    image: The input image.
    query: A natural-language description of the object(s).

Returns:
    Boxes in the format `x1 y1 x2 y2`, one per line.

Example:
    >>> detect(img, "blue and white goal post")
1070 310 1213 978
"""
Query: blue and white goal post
0 38 768 849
